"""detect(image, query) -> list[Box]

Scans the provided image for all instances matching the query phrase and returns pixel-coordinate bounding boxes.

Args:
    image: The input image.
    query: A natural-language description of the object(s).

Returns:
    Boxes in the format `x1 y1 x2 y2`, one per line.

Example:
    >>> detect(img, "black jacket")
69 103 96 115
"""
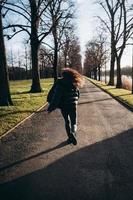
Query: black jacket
47 78 80 112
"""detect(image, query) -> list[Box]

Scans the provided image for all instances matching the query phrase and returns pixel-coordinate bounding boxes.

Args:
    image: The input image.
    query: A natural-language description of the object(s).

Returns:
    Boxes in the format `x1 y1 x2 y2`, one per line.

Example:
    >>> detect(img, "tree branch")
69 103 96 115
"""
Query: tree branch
42 42 54 50
4 2 30 16
2 5 30 22
3 24 30 29
39 26 53 43
115 2 122 41
99 2 111 21
3 24 31 36
97 16 111 33
5 29 25 40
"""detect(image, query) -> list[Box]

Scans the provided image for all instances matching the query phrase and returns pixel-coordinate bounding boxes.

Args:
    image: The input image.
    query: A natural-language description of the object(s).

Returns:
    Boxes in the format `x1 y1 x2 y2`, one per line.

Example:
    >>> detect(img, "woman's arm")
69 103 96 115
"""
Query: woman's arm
47 84 63 112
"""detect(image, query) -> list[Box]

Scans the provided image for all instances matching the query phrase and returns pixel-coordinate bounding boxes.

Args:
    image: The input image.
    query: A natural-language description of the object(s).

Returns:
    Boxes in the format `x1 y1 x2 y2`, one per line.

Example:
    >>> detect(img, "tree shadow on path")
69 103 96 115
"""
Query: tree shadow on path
0 141 68 172
1 128 133 200
79 97 112 105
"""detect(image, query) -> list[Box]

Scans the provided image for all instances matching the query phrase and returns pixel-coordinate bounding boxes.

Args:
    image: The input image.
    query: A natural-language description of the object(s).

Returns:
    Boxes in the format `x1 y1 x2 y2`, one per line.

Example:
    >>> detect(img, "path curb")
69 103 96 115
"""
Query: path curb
0 102 48 140
87 78 133 112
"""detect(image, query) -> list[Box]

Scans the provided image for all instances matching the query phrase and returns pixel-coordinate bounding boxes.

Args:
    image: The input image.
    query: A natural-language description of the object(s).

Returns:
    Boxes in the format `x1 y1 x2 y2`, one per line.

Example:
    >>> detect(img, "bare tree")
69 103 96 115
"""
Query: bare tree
24 44 28 79
46 0 74 82
61 28 76 68
114 0 133 88
66 36 82 73
84 35 107 80
84 42 98 80
61 30 71 68
7 48 15 80
97 0 133 87
38 46 54 77
0 1 13 106
3 0 54 92
97 0 120 85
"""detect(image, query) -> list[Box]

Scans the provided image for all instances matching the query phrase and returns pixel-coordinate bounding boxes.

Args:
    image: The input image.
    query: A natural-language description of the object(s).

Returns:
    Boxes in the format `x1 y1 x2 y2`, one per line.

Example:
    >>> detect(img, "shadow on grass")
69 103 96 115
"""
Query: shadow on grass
0 107 48 118
12 90 47 96
0 128 133 200
115 93 132 98
11 91 30 95
0 110 34 118
106 88 131 93
106 88 118 91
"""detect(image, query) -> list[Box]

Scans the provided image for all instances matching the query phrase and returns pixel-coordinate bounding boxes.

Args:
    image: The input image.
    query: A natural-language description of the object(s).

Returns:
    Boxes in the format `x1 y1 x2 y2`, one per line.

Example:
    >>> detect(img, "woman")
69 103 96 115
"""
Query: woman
47 68 84 145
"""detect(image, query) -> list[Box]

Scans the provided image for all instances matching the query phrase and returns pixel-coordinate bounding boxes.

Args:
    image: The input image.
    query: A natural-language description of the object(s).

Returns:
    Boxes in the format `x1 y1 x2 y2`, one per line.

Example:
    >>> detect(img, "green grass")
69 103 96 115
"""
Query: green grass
0 78 53 137
87 78 133 108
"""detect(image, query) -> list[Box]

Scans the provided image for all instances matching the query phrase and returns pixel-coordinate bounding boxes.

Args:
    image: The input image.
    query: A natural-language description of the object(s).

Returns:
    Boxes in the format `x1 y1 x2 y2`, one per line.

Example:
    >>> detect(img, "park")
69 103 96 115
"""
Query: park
0 0 133 200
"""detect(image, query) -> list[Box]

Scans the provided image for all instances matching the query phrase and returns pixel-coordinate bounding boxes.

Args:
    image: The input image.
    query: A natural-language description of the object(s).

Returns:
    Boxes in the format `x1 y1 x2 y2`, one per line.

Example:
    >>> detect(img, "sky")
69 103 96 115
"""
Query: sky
76 0 99 53
5 0 133 68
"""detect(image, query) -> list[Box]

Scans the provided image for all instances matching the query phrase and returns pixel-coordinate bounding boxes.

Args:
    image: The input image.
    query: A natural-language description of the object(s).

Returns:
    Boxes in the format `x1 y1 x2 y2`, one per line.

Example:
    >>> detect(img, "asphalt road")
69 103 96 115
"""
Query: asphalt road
0 80 133 200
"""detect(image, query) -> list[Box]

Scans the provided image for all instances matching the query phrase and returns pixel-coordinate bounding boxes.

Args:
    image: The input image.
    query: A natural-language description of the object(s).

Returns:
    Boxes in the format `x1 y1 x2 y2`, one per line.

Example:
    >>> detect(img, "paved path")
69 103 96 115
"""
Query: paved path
0 80 133 200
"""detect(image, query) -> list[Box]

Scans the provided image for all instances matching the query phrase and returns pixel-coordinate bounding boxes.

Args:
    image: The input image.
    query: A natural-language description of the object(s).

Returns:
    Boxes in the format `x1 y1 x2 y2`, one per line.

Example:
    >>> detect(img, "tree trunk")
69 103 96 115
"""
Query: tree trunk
108 56 115 85
0 7 13 106
105 62 107 83
53 41 58 83
30 0 42 93
30 39 42 92
98 66 101 81
116 56 122 88
108 16 115 86
53 24 58 83
93 68 97 80
90 71 92 78
64 52 67 68
25 64 28 79
25 46 28 79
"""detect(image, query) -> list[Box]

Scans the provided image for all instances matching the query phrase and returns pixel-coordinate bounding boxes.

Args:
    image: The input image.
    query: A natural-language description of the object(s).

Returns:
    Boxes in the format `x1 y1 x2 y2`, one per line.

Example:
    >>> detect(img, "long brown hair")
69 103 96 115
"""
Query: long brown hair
62 68 84 88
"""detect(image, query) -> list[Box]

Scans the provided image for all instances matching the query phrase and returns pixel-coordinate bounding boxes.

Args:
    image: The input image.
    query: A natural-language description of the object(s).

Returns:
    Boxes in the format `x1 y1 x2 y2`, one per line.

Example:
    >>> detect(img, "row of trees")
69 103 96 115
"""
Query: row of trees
7 35 81 80
84 34 108 81
0 0 82 106
84 0 133 88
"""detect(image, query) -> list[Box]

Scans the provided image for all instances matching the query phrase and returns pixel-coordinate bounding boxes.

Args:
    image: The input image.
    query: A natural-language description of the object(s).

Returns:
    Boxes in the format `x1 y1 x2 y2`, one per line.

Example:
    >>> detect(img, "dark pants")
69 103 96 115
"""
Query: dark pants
61 105 77 138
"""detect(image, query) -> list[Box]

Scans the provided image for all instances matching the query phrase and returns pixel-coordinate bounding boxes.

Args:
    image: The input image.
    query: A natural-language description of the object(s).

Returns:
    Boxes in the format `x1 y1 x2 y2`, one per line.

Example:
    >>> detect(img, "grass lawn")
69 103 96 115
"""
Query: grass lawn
87 78 133 108
0 78 53 137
